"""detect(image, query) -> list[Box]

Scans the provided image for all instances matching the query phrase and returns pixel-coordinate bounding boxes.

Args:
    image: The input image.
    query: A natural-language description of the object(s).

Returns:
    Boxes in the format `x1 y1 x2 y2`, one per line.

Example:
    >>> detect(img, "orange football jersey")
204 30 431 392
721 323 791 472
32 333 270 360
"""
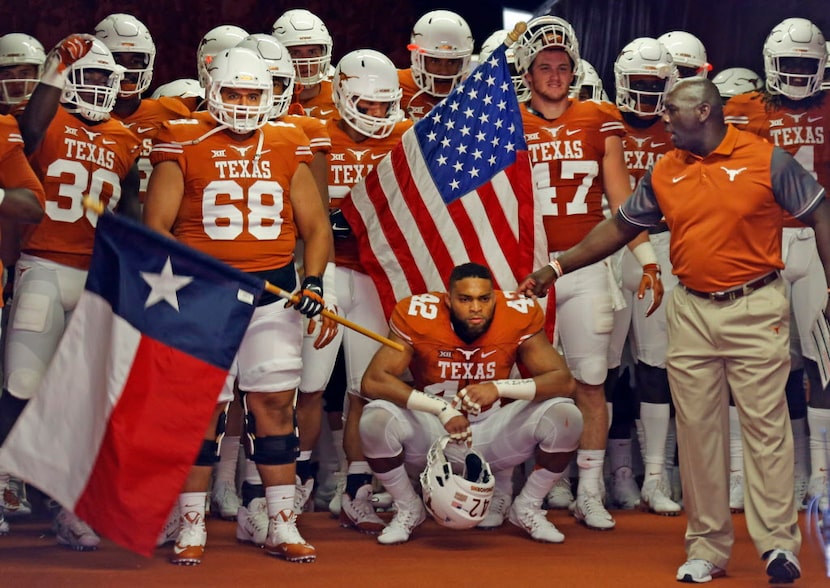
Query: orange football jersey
282 113 331 155
296 80 338 121
151 112 313 272
398 68 442 122
390 290 544 413
724 91 830 227
111 97 192 201
23 108 141 269
618 112 673 186
521 99 626 251
325 117 413 271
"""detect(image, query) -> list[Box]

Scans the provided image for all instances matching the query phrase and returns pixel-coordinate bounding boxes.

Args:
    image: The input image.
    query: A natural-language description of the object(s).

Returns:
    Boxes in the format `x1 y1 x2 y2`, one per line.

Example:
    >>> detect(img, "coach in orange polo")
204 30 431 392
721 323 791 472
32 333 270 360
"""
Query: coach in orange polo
518 77 830 585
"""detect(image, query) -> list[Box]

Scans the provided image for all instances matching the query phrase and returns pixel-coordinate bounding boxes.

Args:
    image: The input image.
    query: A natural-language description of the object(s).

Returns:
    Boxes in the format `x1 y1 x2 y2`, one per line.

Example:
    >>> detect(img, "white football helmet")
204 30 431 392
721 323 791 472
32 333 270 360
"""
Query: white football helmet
206 47 273 134
150 78 204 100
420 436 495 530
570 59 607 102
479 29 529 102
94 13 155 97
236 34 295 120
0 33 46 106
408 10 474 97
61 36 123 121
514 15 580 75
763 17 827 100
197 25 249 89
332 49 402 139
712 67 763 99
823 41 830 91
614 37 678 116
271 9 333 86
657 31 710 78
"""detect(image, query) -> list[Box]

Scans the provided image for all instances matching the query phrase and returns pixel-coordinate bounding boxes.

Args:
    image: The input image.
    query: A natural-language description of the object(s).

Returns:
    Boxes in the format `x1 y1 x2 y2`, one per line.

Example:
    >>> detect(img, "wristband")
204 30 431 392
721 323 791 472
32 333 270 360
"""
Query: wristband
406 389 449 416
323 262 337 305
493 378 536 401
0 188 5 207
547 258 564 278
631 242 658 267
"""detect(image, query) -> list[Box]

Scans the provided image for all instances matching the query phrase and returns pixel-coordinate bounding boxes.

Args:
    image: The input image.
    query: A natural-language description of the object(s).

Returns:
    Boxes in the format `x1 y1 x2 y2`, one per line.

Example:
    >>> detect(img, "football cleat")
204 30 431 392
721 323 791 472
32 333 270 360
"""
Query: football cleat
572 491 615 530
610 466 640 510
170 510 207 565
210 480 241 520
1 478 32 517
640 477 681 516
545 476 574 509
477 490 511 530
377 498 425 545
156 504 180 546
340 484 385 534
54 508 101 551
328 473 347 516
264 510 316 563
294 476 314 514
236 497 268 547
794 474 809 512
508 494 564 543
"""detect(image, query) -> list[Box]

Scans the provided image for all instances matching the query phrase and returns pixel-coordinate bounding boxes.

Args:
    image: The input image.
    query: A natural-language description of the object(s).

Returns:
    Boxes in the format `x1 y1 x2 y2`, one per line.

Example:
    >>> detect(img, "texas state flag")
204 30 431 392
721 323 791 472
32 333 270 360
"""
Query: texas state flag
0 213 263 556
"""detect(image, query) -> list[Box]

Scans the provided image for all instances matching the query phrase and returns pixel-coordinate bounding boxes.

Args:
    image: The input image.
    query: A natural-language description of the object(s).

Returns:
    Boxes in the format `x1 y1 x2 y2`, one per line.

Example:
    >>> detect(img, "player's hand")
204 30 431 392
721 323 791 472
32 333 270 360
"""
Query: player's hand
517 264 557 298
287 275 324 318
451 383 498 417
308 305 339 349
54 34 93 70
329 208 352 240
637 263 664 317
438 404 471 442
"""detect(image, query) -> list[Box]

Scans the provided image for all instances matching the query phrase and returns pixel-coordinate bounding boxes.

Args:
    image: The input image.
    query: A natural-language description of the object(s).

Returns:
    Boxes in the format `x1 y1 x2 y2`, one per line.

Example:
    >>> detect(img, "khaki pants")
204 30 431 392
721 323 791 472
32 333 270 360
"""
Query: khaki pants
666 279 801 569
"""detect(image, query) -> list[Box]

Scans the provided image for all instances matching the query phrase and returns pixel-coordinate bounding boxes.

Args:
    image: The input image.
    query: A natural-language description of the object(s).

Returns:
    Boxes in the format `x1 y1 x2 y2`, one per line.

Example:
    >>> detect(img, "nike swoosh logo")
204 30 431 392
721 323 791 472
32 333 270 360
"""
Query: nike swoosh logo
808 116 822 123
480 350 497 358
331 223 351 231
370 153 386 160
102 139 116 145
318 109 334 116
565 129 580 136
137 126 154 133
651 142 665 147
672 175 686 183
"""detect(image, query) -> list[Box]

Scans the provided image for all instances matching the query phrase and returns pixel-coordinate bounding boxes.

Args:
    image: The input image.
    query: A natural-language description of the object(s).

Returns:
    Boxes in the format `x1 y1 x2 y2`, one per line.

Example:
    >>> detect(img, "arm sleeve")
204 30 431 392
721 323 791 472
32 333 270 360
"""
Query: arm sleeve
770 146 826 219
617 166 663 229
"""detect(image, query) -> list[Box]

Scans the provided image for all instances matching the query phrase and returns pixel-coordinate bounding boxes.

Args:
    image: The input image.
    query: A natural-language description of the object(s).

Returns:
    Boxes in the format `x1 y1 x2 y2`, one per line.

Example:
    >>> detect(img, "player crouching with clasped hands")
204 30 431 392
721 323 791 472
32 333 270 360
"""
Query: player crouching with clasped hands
359 262 583 544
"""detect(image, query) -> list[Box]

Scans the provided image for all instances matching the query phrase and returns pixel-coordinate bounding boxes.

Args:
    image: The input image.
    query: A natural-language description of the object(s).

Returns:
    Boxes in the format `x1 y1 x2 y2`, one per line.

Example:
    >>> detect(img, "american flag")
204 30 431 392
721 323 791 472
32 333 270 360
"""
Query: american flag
341 44 547 317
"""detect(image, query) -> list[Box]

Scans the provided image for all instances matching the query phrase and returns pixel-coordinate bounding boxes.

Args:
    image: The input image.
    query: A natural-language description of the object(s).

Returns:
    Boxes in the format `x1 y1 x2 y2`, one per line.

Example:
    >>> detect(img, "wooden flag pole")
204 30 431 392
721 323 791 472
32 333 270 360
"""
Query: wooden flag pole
83 197 403 352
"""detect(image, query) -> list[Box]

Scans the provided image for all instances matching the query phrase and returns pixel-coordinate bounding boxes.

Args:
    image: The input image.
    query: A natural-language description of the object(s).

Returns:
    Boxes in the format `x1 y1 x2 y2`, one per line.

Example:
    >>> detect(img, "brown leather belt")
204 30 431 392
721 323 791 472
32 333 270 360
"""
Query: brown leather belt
683 271 779 302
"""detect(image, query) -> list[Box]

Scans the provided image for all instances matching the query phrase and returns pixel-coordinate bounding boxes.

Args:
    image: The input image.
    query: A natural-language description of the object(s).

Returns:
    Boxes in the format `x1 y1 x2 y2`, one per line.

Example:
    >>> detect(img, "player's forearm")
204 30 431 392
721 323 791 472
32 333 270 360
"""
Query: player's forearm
0 188 43 223
360 369 413 406
558 216 640 274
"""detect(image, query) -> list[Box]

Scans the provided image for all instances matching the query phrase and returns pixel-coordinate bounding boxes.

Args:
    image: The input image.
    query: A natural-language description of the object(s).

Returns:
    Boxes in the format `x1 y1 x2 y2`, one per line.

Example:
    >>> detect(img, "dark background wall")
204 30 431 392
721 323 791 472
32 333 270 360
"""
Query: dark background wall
0 0 827 99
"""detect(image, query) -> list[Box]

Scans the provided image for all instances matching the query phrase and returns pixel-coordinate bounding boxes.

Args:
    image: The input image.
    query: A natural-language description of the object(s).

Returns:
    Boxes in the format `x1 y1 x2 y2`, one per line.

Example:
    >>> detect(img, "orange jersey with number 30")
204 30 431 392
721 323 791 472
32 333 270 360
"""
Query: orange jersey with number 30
24 108 140 269
390 290 544 402
151 112 312 272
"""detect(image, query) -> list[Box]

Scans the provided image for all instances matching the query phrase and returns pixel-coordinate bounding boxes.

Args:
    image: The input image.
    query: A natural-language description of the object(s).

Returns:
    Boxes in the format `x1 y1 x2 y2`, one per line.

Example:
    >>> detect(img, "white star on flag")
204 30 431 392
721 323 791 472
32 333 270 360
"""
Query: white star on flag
141 257 193 311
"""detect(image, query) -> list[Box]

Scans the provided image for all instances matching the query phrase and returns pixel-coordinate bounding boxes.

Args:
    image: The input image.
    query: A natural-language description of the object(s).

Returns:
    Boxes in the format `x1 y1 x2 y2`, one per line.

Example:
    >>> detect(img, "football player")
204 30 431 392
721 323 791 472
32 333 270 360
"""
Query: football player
144 46 333 565
724 17 830 511
360 262 582 544
4 34 140 550
399 9 474 121
657 31 711 79
272 8 337 121
0 33 45 117
323 49 413 534
514 16 663 530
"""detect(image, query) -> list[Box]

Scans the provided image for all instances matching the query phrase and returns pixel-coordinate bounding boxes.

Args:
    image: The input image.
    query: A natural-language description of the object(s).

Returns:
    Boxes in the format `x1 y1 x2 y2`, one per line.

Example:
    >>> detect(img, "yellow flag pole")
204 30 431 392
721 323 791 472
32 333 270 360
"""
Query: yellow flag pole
83 197 403 352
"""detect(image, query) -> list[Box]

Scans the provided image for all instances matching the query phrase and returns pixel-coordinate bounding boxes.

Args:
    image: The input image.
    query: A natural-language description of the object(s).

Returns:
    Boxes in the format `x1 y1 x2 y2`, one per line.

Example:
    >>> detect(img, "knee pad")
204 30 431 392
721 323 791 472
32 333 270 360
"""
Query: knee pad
576 356 608 387
636 362 671 404
195 440 219 466
251 434 299 465
538 401 583 454
359 404 404 460
784 369 807 418
6 368 43 401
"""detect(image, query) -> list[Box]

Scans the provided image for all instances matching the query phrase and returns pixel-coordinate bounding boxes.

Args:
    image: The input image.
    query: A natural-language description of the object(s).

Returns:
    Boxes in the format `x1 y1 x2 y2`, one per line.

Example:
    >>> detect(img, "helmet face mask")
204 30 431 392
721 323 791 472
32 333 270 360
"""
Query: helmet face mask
333 49 402 139
615 37 677 116
420 436 495 530
409 10 473 97
61 37 123 122
764 18 827 100
0 33 46 105
207 47 273 134
94 13 156 97
236 34 296 120
514 16 580 76
271 9 332 86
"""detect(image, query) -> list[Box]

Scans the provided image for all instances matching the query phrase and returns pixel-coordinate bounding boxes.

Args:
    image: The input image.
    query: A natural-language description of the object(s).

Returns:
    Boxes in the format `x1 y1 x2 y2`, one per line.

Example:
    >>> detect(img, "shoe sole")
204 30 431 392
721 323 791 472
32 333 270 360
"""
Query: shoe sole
677 569 726 583
57 538 99 551
170 557 202 565
338 514 384 535
639 501 681 517
265 549 316 563
573 513 615 531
